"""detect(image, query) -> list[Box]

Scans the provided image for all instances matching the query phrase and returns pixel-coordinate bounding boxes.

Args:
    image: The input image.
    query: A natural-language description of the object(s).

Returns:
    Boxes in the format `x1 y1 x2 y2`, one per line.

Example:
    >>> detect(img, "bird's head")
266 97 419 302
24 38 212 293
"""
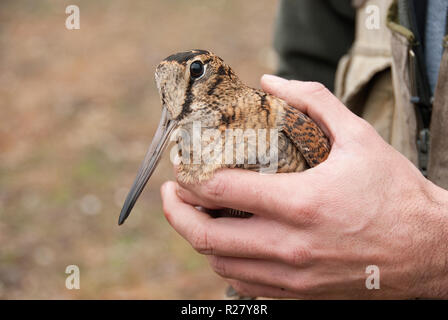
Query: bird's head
118 50 240 225
155 49 240 123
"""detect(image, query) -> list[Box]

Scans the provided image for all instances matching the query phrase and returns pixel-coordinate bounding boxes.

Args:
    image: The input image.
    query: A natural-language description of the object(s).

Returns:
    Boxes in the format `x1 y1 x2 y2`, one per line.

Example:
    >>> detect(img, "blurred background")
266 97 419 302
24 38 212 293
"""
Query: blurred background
0 0 278 299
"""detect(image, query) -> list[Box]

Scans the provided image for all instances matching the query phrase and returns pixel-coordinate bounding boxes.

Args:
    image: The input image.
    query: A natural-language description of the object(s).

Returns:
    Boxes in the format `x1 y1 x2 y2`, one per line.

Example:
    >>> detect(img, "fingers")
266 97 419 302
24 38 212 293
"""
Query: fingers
161 181 311 262
261 74 361 141
161 181 211 244
176 168 322 225
175 182 223 210
226 279 300 299
211 256 351 299
208 256 313 295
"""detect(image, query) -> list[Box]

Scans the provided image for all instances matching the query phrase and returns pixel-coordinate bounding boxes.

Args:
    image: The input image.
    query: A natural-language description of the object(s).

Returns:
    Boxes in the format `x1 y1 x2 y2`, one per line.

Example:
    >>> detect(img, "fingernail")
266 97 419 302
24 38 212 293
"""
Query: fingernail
261 74 287 85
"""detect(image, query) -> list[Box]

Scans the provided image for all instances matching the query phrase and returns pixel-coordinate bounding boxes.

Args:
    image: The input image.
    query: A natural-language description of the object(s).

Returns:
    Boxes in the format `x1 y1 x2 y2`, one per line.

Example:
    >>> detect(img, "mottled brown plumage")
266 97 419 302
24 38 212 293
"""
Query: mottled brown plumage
118 49 330 225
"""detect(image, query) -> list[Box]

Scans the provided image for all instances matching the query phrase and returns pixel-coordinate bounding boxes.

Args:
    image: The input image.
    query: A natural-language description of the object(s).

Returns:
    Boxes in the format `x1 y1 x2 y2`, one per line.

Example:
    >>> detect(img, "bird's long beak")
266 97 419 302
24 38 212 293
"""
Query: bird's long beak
118 106 177 225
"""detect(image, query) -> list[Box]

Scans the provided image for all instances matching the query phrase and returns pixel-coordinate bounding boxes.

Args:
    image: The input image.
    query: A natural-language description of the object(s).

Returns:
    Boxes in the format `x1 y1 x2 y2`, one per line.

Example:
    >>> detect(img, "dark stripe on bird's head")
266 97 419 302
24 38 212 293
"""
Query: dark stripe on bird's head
164 50 210 64
176 78 195 121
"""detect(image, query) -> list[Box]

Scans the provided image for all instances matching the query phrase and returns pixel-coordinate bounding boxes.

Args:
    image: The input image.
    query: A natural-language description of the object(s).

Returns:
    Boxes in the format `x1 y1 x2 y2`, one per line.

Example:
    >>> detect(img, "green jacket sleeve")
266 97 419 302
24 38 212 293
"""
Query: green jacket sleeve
274 0 356 92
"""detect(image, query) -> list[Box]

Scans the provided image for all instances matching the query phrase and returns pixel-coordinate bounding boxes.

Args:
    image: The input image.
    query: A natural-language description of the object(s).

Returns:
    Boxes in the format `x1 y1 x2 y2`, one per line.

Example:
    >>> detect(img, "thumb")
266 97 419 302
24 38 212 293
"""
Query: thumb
261 74 361 141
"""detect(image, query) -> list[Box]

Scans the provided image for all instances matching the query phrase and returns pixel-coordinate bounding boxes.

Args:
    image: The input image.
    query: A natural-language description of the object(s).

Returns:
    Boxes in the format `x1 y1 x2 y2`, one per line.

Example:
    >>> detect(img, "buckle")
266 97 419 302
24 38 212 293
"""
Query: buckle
417 128 430 177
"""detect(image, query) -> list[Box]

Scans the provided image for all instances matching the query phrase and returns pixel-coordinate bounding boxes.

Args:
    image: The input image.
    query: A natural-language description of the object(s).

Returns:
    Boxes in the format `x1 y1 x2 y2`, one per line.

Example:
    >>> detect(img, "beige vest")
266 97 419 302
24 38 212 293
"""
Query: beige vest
335 0 448 189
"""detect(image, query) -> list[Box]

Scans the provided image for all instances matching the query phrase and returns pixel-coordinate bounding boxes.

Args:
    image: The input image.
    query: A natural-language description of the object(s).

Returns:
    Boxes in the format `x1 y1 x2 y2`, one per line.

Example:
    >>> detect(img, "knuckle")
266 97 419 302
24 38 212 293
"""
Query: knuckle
301 208 319 225
304 81 329 96
209 256 228 277
284 246 313 267
190 226 213 255
288 197 320 226
203 176 228 200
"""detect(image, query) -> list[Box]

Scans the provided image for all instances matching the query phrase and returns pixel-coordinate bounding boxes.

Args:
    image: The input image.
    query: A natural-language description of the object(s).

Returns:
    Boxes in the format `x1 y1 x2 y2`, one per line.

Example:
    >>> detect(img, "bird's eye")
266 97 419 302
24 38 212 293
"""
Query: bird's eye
190 61 204 79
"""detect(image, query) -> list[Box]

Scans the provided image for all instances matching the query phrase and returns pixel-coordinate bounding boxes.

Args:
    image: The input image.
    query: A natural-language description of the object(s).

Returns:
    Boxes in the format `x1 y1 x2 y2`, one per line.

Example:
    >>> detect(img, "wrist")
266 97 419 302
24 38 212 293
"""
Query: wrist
413 181 448 299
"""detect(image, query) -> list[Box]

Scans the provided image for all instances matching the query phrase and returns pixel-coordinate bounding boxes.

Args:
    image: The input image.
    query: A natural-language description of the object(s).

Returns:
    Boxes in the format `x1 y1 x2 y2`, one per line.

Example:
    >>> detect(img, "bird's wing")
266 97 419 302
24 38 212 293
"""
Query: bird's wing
281 104 330 167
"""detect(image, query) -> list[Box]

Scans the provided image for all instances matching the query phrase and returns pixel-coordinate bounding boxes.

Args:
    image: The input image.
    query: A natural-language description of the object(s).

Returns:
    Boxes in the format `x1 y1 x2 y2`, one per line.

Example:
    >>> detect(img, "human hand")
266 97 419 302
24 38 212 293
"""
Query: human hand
161 75 448 299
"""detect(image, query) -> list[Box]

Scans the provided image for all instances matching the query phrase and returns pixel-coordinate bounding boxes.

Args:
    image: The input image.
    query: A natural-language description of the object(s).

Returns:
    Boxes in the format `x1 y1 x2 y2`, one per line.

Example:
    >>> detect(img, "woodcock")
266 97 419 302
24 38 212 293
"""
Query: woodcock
118 49 330 225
